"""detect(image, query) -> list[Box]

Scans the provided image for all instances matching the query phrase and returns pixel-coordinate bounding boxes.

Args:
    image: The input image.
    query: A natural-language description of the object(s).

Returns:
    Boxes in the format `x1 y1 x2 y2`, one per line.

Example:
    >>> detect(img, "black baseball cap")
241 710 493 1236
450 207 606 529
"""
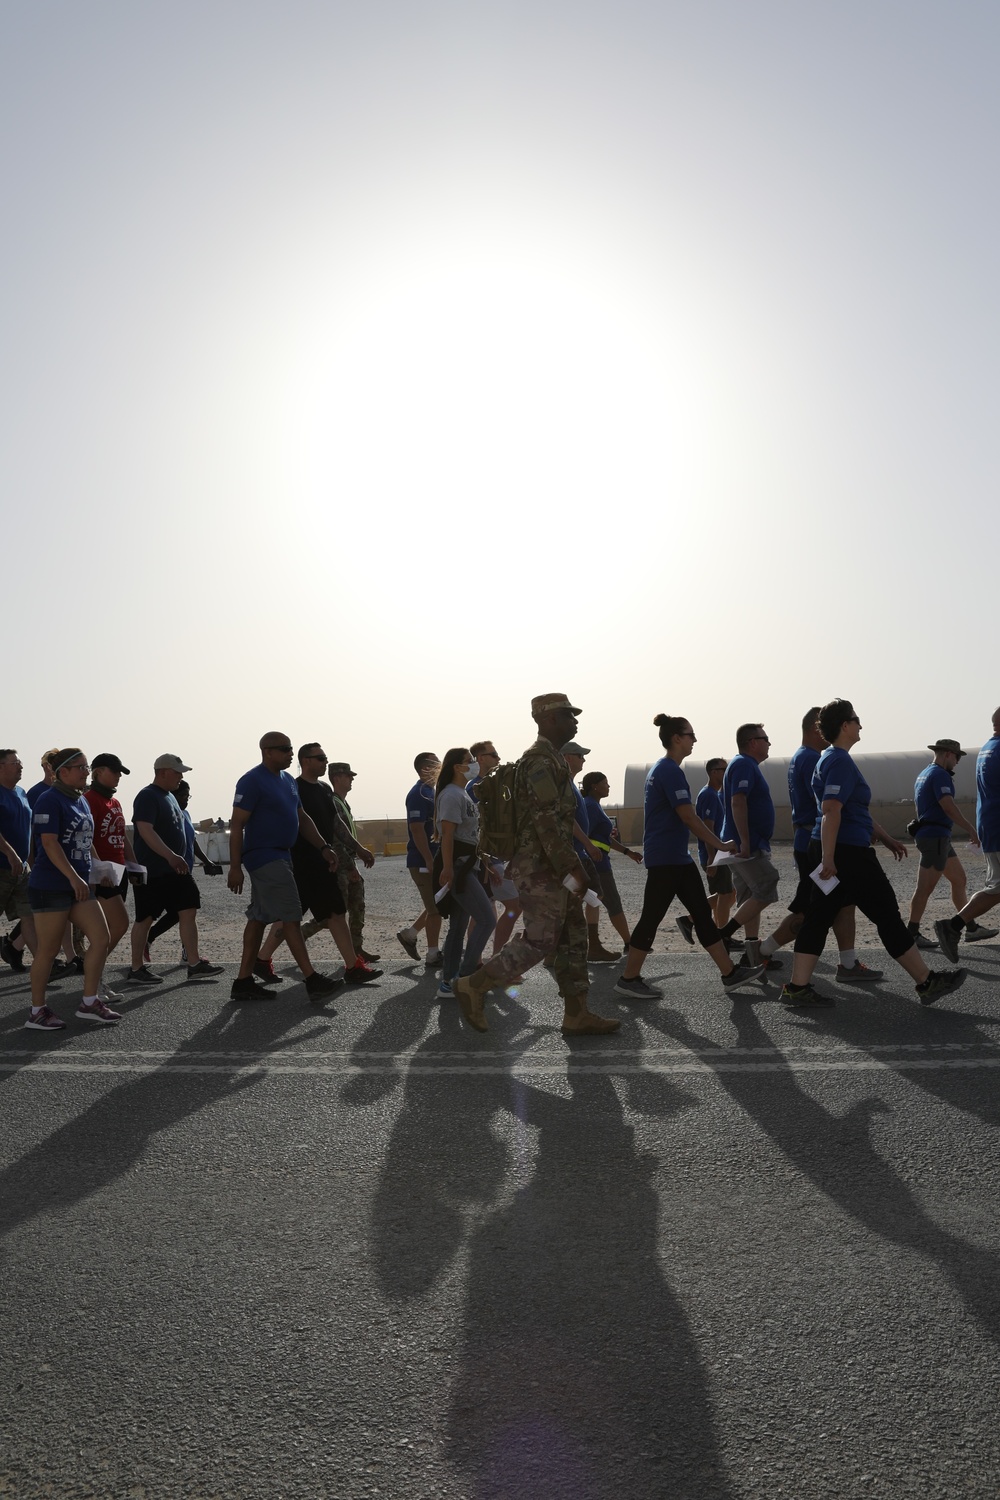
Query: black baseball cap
91 753 130 775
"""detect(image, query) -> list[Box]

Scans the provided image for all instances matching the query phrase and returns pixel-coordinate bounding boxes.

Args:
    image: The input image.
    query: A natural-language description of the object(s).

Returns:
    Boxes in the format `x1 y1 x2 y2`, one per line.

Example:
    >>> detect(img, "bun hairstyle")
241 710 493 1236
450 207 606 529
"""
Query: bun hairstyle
818 698 856 744
653 714 688 749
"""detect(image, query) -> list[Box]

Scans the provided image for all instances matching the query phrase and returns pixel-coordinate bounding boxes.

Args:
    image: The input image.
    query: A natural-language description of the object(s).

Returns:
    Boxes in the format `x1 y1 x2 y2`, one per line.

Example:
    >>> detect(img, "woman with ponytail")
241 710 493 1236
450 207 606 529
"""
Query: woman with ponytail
25 749 119 1030
614 715 766 1000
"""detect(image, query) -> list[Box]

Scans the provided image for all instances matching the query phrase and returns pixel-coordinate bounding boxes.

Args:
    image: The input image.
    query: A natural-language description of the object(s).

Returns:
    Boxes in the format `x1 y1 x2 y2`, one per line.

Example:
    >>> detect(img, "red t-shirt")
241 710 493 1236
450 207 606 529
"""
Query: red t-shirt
85 788 126 862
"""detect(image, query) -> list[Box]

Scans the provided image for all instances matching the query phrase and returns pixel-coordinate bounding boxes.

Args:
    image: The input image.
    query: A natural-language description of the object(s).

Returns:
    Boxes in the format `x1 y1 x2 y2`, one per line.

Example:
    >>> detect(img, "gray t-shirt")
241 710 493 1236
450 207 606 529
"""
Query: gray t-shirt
436 783 479 846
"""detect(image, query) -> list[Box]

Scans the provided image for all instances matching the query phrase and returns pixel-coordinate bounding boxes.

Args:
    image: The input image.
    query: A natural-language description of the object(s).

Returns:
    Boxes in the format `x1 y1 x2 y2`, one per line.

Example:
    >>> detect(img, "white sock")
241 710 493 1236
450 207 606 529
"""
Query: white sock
31 1004 44 1016
760 936 779 957
839 949 856 968
82 994 99 1006
401 926 418 940
426 947 441 961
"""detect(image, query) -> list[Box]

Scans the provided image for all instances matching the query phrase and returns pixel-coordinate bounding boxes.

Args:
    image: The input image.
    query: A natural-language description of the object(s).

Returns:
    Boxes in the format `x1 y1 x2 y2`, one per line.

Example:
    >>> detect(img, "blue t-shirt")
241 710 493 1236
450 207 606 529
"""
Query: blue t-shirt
976 736 1000 851
583 795 613 872
914 763 955 837
405 779 437 868
811 746 872 847
132 783 188 879
26 779 49 810
571 782 589 858
694 783 722 869
721 755 774 854
0 784 32 870
788 745 821 854
643 757 694 866
182 809 197 871
233 765 301 871
28 788 94 891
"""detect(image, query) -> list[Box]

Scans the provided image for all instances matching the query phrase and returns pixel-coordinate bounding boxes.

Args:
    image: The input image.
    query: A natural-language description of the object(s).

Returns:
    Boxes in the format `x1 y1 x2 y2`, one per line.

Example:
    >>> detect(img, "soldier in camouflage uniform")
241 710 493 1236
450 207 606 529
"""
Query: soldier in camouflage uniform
327 762 377 959
454 693 621 1037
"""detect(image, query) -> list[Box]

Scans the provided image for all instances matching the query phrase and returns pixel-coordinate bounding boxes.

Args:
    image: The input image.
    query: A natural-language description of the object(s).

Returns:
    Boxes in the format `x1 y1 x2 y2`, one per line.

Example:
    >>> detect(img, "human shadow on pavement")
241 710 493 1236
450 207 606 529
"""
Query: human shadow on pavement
368 1012 735 1498
781 983 1000 1127
646 1003 1000 1357
339 975 438 1108
0 997 328 1251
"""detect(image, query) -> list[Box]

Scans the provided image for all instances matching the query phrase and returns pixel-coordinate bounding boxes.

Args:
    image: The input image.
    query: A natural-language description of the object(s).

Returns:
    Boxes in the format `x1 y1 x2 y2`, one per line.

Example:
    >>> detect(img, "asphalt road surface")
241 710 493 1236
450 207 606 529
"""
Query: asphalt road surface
3 934 1000 1498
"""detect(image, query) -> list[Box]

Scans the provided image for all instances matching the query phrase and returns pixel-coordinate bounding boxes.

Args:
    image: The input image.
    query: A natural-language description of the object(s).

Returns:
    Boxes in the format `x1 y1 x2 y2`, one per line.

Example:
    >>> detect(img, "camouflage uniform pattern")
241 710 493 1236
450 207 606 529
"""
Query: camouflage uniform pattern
331 791 365 951
478 736 589 1003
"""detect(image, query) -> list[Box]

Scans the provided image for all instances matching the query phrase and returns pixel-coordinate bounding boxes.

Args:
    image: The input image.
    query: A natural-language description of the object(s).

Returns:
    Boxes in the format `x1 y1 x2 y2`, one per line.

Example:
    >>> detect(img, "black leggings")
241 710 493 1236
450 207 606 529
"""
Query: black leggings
794 842 914 960
630 863 720 952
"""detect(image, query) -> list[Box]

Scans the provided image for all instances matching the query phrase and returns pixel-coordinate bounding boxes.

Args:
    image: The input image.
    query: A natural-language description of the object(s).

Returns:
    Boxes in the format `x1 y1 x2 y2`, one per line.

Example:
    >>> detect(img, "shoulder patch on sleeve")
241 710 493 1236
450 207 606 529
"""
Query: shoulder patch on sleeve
233 793 243 803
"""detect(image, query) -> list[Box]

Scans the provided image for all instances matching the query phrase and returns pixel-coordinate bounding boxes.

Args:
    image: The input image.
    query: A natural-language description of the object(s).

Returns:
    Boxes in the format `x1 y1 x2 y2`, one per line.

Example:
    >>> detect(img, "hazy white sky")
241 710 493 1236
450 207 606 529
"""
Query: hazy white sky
4 2 998 819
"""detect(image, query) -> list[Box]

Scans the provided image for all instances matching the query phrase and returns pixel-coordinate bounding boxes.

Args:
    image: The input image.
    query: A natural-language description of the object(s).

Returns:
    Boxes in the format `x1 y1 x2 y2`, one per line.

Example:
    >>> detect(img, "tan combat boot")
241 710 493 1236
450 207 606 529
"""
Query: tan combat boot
587 929 621 963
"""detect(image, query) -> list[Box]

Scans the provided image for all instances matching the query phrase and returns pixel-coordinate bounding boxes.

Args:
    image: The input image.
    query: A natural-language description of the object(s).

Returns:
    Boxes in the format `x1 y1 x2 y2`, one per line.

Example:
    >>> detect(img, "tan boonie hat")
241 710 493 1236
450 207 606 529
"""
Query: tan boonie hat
928 739 966 759
531 693 582 717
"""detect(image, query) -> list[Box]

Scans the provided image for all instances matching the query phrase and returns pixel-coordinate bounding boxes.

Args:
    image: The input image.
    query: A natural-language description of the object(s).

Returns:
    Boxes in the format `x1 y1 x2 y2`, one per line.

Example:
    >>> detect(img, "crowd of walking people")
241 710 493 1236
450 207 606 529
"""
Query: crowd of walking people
1 695 998 1035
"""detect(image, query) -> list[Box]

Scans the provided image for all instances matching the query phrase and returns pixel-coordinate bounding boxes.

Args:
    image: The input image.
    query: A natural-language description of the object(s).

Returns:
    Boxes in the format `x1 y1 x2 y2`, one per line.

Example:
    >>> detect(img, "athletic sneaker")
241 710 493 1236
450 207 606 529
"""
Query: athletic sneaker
359 948 381 962
780 983 834 1008
933 920 961 964
916 968 967 1006
48 959 74 979
396 929 420 960
675 915 695 946
252 959 284 985
425 951 442 972
126 965 163 985
186 960 224 978
909 929 939 950
230 975 277 1002
305 971 345 1002
835 961 885 983
344 961 381 985
1 935 24 971
99 981 125 1003
75 998 122 1025
68 956 85 975
613 975 661 1000
436 980 453 999
24 1005 66 1030
722 961 767 992
965 923 998 943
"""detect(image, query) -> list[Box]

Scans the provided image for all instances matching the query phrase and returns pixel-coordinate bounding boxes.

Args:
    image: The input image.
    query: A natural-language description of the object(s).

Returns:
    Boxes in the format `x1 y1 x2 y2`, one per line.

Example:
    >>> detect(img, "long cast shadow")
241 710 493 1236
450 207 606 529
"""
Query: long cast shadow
0 996 329 1252
644 1002 1000 1357
368 1012 734 1498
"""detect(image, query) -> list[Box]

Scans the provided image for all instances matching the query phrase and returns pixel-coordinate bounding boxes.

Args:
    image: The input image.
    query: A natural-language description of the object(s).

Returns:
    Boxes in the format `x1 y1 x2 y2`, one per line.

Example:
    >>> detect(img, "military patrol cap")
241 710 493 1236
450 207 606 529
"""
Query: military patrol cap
562 742 591 756
531 692 582 718
328 762 357 775
928 739 966 759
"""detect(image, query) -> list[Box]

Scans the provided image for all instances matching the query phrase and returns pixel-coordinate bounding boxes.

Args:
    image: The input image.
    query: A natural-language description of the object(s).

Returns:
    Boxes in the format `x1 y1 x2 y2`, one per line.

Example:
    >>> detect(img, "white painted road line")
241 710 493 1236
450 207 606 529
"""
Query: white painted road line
2 1047 1000 1077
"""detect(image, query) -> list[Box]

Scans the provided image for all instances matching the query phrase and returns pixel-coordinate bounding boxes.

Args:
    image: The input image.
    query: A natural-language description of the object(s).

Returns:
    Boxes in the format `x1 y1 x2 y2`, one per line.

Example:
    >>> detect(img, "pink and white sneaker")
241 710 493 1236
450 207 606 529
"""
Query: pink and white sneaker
24 1006 67 1031
75 999 122 1025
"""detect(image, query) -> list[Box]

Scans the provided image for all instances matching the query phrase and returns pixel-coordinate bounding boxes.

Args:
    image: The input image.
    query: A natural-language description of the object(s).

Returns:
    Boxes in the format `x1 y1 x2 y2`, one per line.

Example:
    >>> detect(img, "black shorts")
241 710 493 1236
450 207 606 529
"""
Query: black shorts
95 873 129 901
788 846 819 916
134 870 201 923
705 865 734 895
295 868 347 922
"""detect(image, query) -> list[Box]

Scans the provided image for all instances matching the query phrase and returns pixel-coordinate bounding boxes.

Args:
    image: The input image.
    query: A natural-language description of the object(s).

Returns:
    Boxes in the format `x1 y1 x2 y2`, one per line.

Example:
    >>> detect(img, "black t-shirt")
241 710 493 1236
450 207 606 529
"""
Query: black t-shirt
293 778 338 877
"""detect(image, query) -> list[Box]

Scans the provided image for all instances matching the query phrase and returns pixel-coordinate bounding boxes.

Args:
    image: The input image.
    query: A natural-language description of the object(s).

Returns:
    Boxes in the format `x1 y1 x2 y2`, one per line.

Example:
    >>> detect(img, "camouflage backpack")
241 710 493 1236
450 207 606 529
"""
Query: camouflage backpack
475 760 520 861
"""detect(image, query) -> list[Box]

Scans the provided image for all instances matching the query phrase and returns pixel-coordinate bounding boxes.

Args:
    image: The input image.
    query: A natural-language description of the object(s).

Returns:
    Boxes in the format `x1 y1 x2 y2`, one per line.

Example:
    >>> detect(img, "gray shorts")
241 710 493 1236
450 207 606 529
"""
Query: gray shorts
732 852 780 906
0 866 31 920
981 851 1000 894
916 836 957 872
246 858 303 924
